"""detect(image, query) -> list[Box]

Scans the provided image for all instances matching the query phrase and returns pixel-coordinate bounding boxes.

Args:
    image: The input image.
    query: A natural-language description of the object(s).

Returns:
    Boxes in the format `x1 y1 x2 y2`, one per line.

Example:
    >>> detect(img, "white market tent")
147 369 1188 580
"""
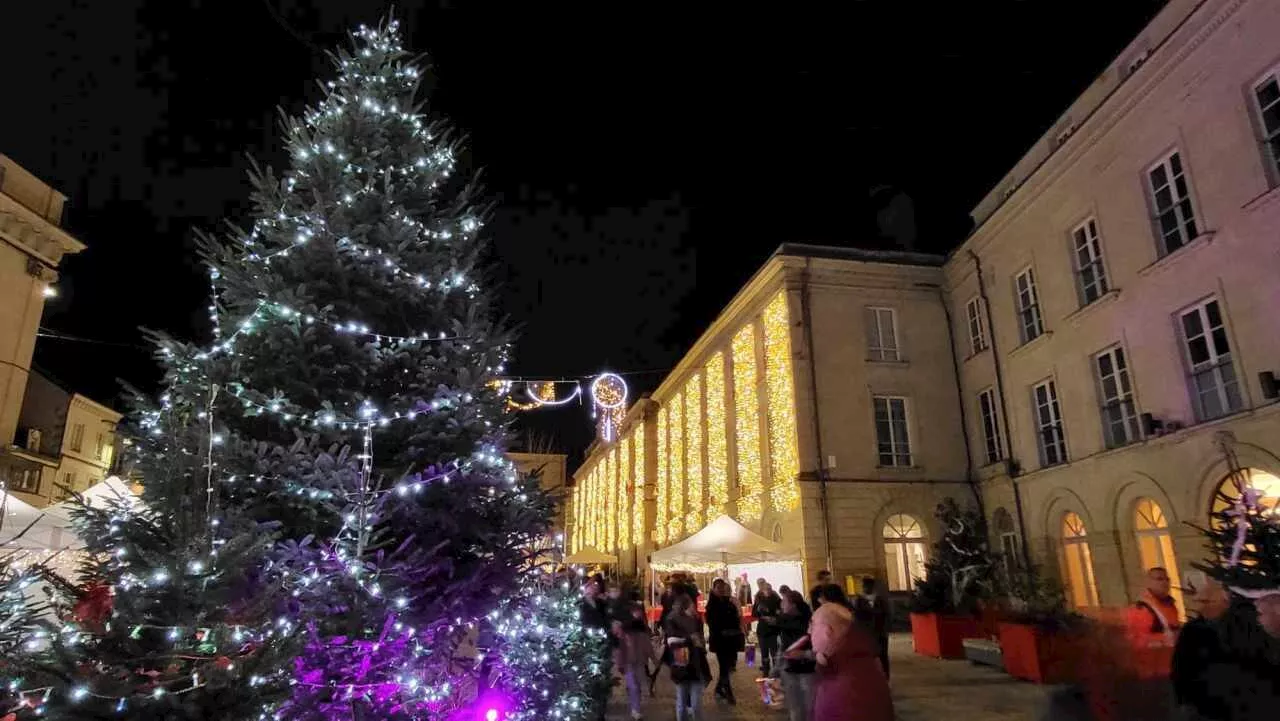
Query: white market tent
649 514 801 568
0 491 46 550
564 546 618 565
1 477 141 557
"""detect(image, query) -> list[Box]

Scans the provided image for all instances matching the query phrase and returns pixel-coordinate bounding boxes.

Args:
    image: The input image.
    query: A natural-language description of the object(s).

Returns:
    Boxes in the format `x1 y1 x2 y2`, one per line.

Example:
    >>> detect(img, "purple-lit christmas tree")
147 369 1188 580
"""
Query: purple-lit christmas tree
7 18 605 721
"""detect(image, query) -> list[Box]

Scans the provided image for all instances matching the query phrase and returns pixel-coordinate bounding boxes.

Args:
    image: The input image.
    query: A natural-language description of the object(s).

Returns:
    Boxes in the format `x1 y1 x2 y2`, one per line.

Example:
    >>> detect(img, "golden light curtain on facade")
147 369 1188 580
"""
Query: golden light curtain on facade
571 479 582 553
684 373 705 531
705 352 729 515
764 291 801 512
618 436 631 549
655 405 669 544
668 390 685 541
604 448 615 552
632 423 646 547
611 443 627 550
733 323 763 522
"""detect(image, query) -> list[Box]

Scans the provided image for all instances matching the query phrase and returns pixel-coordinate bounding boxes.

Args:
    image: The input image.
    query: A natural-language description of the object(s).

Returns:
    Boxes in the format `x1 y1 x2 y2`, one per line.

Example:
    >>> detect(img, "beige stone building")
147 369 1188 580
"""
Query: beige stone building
8 370 121 507
507 450 570 533
569 0 1280 609
0 155 86 498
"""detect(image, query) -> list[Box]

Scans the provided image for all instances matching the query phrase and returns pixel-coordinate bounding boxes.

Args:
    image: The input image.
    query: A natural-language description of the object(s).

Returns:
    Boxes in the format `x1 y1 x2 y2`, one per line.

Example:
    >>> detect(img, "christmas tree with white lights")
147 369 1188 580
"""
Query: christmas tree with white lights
10 18 603 721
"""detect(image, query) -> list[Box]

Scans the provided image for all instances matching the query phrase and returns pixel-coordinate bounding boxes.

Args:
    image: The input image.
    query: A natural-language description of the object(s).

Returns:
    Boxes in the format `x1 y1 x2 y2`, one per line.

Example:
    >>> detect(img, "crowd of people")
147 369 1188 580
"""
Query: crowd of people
577 569 895 721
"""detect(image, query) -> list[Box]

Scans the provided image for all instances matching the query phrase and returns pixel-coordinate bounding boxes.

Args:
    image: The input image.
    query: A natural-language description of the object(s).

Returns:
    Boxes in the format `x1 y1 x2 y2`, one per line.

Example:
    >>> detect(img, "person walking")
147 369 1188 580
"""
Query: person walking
616 600 656 721
809 569 833 610
753 578 782 676
810 602 894 721
775 589 815 721
1171 573 1231 721
578 580 612 721
664 594 711 721
706 578 745 704
1130 567 1182 646
855 576 892 679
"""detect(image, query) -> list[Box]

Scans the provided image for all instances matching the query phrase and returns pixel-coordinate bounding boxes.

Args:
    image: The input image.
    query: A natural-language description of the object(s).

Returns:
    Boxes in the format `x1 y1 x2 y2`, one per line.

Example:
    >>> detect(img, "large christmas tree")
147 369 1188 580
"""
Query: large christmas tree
9 18 603 721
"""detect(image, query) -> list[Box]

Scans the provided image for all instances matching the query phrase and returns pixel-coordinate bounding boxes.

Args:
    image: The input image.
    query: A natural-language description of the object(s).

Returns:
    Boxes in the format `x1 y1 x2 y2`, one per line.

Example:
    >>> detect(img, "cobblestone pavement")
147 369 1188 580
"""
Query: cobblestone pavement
606 633 1054 720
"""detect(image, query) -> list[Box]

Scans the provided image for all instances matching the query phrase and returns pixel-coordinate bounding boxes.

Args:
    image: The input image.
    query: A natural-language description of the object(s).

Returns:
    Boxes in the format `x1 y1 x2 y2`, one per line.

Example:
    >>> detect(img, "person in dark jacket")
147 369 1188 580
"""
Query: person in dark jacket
854 576 891 679
809 569 833 609
776 590 815 721
706 578 744 704
664 594 711 721
578 580 612 721
1171 575 1231 721
752 578 783 675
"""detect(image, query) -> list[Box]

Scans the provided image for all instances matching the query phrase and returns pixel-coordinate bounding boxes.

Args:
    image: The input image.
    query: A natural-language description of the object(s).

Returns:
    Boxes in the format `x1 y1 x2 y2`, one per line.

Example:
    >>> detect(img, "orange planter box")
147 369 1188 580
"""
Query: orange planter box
996 622 1082 684
910 612 982 658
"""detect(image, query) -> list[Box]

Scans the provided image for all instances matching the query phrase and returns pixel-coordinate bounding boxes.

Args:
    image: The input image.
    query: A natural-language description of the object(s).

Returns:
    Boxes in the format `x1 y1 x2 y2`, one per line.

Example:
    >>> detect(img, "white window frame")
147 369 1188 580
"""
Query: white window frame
1146 150 1200 256
1071 218 1110 306
873 395 912 467
1032 379 1067 467
1178 298 1242 421
965 297 988 355
68 423 85 453
865 306 901 362
1252 66 1280 180
1014 267 1044 344
978 388 1003 465
1094 345 1140 448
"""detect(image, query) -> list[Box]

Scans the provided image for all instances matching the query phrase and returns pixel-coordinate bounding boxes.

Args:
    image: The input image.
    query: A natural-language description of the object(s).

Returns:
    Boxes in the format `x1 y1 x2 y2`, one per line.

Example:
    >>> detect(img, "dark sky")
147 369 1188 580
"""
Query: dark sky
3 0 1166 462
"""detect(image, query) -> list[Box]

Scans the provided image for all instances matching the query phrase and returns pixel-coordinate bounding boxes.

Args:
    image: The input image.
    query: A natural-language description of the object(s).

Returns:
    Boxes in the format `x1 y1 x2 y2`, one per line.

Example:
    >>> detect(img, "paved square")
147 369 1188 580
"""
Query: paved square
606 633 1054 720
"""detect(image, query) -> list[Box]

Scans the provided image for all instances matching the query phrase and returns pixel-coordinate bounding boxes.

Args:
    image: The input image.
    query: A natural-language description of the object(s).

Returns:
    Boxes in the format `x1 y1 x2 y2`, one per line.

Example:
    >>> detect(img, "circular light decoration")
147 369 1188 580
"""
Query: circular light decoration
590 372 628 442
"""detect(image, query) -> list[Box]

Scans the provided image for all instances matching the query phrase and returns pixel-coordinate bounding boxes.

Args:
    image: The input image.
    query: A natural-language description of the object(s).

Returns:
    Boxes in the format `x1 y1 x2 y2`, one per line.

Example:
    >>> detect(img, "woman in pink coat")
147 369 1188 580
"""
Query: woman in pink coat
809 602 894 721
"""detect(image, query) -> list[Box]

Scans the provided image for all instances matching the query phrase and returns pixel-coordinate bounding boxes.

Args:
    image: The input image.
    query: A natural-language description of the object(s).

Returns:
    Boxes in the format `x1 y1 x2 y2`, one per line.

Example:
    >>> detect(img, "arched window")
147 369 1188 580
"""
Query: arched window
1211 468 1280 519
1134 498 1184 620
771 522 784 543
883 513 928 592
993 507 1021 577
1060 511 1099 607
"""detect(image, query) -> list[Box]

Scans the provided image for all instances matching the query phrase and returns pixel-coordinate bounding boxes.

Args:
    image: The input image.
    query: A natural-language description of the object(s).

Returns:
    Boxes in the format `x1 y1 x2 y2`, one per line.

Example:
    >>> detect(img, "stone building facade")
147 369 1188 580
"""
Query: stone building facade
570 0 1280 607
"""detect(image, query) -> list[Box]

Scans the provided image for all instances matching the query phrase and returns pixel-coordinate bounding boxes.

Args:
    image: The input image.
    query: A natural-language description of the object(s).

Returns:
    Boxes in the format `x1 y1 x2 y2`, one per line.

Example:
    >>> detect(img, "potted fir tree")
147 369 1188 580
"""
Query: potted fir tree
908 499 1000 658
996 568 1090 683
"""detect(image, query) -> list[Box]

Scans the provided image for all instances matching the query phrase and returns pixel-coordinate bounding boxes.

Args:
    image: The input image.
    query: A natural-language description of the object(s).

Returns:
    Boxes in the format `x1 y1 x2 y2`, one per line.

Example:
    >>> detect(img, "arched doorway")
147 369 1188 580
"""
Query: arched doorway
1060 511 1099 608
883 513 928 592
1133 498 1184 620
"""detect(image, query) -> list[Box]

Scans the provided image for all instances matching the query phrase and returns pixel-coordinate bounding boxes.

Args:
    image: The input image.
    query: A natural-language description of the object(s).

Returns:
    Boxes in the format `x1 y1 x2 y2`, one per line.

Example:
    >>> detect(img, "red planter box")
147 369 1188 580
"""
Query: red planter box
910 612 981 658
997 622 1082 684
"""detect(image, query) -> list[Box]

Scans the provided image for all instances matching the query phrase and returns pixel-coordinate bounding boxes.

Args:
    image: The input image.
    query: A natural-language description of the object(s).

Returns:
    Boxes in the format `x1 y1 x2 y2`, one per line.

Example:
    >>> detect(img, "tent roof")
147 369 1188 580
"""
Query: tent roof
42 476 139 525
649 514 801 566
0 491 46 548
564 546 618 565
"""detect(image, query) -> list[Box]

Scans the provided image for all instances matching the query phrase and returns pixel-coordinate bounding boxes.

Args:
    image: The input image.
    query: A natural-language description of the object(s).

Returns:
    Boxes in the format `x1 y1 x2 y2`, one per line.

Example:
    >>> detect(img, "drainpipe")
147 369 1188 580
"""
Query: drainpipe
968 250 1033 572
801 259 835 574
920 282 984 521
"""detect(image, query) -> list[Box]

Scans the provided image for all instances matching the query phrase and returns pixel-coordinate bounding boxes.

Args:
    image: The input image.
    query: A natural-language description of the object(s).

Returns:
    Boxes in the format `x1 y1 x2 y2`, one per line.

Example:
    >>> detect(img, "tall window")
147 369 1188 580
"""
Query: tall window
1061 512 1100 608
1179 298 1241 421
1147 151 1199 255
1096 346 1140 447
9 468 40 494
1211 468 1280 520
978 388 1003 464
1134 498 1184 621
993 507 1020 579
865 307 900 361
1072 218 1110 305
966 297 988 355
1033 380 1067 466
95 433 107 461
68 423 85 453
873 396 912 467
883 513 928 592
1015 268 1044 344
1253 70 1280 177
58 472 76 501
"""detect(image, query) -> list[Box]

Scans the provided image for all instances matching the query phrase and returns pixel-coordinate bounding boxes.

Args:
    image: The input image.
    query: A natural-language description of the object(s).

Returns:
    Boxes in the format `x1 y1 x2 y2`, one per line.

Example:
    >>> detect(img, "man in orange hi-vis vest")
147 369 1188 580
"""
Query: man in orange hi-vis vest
1129 567 1182 647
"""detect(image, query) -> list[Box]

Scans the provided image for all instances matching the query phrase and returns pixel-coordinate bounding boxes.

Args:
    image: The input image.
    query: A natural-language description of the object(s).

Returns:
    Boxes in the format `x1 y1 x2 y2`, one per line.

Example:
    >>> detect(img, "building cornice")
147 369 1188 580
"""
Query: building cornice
952 0 1239 262
70 394 123 423
0 194 85 268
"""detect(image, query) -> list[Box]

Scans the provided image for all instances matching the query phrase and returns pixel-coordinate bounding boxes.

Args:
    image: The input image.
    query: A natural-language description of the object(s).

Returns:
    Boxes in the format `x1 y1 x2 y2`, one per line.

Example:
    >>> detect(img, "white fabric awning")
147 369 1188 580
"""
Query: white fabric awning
649 514 801 566
0 491 46 550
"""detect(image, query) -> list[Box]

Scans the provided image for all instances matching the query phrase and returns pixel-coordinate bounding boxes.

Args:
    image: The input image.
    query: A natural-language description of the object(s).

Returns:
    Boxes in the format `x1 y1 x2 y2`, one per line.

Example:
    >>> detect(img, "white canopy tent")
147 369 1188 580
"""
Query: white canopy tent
649 514 801 569
1 477 140 570
0 491 47 550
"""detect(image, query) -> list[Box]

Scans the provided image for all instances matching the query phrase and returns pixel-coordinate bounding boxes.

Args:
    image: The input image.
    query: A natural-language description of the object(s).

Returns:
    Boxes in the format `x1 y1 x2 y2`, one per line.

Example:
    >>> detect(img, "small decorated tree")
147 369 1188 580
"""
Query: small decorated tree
911 498 1000 615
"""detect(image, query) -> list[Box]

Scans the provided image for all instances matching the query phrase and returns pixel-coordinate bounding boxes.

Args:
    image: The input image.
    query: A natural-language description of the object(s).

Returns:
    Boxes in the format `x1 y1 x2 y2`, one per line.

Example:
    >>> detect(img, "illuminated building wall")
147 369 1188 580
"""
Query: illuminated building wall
764 291 800 512
732 323 763 522
684 373 704 531
655 405 669 544
705 353 729 516
668 390 685 541
617 438 630 549
632 423 646 547
604 448 615 552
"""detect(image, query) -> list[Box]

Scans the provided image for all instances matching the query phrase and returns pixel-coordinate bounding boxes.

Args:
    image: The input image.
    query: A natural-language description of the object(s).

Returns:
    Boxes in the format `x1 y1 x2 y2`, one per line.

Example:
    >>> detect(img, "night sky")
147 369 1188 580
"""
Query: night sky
3 0 1166 463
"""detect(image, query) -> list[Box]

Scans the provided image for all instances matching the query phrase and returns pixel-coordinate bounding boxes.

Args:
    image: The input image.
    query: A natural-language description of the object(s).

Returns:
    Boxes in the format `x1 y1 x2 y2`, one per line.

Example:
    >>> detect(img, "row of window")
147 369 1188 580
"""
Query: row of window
971 293 1241 470
66 422 112 462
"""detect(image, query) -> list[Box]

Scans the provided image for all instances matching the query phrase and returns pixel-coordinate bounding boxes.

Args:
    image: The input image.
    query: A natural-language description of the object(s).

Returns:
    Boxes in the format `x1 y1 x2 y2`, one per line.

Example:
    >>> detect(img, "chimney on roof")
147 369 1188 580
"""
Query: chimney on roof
871 185 917 252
